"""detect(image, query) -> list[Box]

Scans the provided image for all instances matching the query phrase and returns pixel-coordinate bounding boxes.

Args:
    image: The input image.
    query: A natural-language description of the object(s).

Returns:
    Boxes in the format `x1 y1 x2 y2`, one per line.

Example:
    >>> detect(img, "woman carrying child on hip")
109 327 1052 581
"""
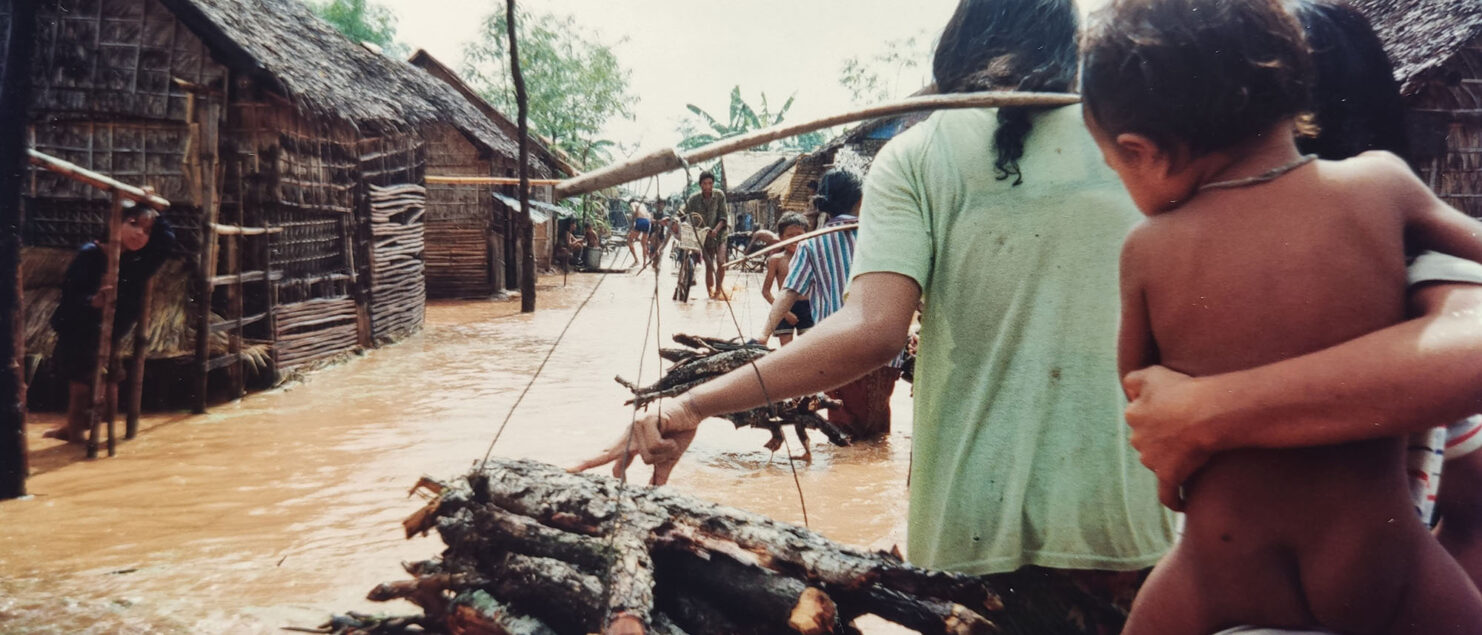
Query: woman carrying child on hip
1082 0 1482 632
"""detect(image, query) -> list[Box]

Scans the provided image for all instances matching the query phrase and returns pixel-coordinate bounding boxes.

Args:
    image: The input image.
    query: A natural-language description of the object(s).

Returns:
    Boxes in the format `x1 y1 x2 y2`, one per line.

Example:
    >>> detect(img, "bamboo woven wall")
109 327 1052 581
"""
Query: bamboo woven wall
226 97 360 369
1411 38 1482 219
31 0 222 120
22 0 224 254
424 124 496 298
359 133 427 343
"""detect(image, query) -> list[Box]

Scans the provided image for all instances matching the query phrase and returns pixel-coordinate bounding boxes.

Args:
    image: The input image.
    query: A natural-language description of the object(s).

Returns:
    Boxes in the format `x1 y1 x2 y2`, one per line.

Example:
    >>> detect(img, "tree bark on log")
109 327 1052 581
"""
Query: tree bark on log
341 459 1008 635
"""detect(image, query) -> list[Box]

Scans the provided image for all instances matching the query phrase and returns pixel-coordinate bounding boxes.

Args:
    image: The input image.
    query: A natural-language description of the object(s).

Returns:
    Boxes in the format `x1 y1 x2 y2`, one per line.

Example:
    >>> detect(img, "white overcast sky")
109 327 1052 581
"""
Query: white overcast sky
382 0 961 155
380 0 1107 193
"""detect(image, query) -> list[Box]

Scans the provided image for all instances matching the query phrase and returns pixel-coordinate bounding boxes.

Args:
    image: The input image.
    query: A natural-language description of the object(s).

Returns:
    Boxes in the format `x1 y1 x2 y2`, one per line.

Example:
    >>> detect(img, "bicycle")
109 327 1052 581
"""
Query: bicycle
672 215 708 303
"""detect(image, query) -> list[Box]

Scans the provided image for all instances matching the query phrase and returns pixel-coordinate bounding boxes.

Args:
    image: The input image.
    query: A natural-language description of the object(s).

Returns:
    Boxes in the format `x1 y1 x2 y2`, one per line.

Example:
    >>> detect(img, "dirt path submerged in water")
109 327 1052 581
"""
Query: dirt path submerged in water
0 265 913 634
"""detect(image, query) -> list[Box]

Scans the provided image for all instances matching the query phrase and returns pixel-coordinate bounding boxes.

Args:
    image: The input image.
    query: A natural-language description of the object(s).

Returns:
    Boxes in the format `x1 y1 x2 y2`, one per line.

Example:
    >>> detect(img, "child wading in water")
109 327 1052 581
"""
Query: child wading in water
44 201 174 443
760 212 814 345
1084 0 1482 632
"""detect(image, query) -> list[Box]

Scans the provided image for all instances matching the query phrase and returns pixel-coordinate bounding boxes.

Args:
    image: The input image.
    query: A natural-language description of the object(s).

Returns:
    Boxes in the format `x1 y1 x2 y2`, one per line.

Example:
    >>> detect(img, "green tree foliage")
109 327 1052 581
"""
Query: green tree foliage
310 0 406 57
678 86 828 157
460 7 634 169
839 33 932 106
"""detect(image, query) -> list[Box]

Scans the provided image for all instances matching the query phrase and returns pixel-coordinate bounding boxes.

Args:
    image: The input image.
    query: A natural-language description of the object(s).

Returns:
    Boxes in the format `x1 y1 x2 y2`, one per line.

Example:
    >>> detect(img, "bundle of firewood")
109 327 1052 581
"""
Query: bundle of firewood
617 334 850 459
324 459 1003 634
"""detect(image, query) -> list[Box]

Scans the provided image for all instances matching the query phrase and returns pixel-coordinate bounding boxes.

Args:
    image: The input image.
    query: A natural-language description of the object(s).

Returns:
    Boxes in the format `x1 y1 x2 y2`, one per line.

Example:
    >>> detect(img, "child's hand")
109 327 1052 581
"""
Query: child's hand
784 312 798 325
89 285 114 309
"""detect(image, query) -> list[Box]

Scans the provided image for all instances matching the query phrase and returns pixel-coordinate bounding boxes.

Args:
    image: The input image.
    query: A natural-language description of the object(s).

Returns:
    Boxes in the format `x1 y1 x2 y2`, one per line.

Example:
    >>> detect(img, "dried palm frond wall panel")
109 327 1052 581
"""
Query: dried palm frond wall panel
359 134 427 343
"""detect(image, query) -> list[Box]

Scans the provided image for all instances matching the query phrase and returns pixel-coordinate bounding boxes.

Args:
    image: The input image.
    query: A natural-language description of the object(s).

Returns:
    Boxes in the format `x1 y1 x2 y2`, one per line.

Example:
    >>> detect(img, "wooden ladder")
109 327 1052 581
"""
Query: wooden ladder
200 220 279 405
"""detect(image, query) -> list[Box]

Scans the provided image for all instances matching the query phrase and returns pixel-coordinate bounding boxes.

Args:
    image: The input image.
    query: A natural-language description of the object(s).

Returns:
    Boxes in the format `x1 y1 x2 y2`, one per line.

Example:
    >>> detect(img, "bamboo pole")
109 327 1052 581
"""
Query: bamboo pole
722 222 859 269
126 278 152 439
555 91 1081 199
86 192 125 459
27 150 171 210
425 176 562 186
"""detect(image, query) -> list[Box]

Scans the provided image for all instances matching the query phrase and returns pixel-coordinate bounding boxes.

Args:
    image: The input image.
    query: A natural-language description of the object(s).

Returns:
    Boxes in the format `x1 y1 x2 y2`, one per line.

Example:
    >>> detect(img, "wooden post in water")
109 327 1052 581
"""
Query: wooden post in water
0 0 37 499
507 0 535 313
86 192 126 459
126 278 152 439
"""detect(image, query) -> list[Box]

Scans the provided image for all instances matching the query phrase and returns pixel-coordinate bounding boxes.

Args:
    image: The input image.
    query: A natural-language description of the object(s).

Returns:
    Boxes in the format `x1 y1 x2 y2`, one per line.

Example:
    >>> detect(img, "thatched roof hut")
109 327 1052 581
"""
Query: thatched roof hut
1355 0 1482 217
728 154 800 231
408 50 575 298
160 0 512 144
20 0 529 408
780 112 931 216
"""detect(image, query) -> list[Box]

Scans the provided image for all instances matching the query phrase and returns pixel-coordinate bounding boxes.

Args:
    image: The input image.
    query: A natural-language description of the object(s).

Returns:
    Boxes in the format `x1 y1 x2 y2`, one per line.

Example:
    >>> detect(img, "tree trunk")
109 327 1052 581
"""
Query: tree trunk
0 0 38 499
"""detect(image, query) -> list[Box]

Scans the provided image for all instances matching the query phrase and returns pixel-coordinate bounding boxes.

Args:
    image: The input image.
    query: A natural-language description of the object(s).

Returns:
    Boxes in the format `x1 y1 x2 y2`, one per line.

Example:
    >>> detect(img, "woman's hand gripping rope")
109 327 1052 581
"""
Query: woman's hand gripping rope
570 393 704 485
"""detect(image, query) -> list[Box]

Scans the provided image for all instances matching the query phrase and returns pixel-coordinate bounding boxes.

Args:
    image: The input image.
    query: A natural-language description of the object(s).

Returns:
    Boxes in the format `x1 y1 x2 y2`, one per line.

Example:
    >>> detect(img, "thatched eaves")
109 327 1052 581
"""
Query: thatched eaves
1351 0 1482 94
159 0 514 155
730 155 799 201
408 49 577 178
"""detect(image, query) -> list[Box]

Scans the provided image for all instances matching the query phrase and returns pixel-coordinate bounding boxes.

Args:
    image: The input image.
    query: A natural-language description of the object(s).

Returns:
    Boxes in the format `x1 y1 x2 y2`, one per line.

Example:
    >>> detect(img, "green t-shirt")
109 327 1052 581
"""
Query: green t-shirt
851 106 1175 575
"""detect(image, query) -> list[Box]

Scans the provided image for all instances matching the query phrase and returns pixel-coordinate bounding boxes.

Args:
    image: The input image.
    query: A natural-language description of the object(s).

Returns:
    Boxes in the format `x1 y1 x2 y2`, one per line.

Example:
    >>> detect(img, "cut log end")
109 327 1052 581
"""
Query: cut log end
788 587 840 635
605 612 648 635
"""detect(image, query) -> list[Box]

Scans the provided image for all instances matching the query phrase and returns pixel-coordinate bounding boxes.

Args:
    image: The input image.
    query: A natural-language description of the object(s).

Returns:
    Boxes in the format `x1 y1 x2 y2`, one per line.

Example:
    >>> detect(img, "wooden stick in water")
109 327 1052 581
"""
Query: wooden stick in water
555 91 1081 199
126 277 151 439
87 192 125 459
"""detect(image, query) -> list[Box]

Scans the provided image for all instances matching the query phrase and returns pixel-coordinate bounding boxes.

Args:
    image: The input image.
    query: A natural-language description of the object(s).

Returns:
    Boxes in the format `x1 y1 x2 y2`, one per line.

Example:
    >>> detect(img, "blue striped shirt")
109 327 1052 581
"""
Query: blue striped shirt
782 215 857 322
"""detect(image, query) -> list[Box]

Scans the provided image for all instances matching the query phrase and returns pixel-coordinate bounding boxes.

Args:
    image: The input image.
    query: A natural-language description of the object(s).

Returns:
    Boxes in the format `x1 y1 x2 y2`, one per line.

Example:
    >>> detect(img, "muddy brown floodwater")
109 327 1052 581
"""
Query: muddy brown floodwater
0 257 914 634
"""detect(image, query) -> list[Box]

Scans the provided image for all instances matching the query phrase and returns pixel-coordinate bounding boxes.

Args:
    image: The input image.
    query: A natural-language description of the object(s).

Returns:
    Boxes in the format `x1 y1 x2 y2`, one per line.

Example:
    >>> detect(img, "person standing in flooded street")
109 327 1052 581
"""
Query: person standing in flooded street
760 212 814 346
43 202 175 444
577 1 1175 632
684 171 729 300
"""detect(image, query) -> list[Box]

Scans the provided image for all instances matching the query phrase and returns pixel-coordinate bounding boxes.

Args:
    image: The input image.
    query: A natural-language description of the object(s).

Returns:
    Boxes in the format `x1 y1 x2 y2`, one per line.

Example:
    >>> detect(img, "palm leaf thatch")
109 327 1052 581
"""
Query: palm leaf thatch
159 0 536 173
1351 0 1482 94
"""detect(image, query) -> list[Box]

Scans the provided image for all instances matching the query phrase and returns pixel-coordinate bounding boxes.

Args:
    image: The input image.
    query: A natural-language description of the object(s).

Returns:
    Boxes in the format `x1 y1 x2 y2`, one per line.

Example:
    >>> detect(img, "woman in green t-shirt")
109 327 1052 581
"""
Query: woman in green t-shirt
576 1 1174 631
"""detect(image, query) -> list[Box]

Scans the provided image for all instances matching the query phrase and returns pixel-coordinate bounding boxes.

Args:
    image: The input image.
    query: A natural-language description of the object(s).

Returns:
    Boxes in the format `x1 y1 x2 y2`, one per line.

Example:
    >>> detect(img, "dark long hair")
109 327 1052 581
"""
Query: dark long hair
1289 0 1408 160
932 0 1079 185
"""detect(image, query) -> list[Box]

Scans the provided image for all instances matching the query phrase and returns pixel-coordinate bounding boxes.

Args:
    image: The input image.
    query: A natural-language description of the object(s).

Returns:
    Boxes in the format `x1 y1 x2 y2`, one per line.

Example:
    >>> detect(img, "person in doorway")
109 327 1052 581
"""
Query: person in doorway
44 201 175 443
556 222 583 271
683 171 729 299
576 2 1173 632
760 213 813 346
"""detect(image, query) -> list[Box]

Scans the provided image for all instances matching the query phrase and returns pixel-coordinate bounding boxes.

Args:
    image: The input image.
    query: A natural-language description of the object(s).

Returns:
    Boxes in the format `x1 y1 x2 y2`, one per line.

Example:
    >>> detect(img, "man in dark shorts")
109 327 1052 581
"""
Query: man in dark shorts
626 199 652 269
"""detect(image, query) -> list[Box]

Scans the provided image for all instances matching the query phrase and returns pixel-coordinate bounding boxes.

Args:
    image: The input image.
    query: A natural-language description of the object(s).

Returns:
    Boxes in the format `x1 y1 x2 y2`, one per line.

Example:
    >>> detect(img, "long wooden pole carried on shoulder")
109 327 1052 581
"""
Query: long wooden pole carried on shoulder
555 91 1080 199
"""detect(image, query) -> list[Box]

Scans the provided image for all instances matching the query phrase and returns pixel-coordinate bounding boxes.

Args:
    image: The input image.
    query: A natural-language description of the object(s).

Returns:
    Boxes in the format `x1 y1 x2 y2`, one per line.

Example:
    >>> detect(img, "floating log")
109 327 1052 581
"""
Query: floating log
328 459 1006 635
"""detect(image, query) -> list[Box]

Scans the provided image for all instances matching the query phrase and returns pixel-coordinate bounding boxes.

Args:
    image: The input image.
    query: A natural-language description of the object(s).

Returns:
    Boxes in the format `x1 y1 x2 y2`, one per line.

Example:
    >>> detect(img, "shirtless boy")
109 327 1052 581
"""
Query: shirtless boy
760 213 813 345
626 199 652 270
1083 0 1482 632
